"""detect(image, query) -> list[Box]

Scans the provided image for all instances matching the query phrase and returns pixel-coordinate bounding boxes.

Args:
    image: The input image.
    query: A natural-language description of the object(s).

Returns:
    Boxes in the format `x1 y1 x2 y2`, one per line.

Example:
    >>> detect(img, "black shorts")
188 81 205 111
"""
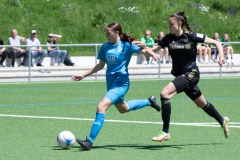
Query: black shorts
172 68 202 100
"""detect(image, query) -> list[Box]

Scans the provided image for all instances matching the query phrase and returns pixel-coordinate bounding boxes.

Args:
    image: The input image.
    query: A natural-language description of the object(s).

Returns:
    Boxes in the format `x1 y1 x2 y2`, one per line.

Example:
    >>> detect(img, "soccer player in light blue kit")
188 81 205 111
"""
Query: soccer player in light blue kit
72 22 161 151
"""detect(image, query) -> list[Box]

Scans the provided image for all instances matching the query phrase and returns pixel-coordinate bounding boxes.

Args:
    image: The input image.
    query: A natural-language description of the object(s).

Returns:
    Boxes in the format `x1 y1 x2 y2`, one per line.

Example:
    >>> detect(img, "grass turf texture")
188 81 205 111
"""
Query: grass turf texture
0 78 239 160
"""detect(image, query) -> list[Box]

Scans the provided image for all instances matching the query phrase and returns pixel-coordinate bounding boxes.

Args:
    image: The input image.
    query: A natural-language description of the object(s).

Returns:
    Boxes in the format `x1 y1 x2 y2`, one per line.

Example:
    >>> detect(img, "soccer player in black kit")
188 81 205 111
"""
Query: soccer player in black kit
135 11 229 142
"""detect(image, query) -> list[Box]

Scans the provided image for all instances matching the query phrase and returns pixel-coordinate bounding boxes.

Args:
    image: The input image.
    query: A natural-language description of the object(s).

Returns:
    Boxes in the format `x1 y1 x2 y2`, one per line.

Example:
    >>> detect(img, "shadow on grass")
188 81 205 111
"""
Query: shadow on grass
51 142 223 151
91 143 223 150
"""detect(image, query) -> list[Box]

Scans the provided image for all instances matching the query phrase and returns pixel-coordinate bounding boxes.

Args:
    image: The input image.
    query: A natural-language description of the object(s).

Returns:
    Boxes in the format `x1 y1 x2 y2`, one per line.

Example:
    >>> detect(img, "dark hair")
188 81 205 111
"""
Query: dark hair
107 22 137 42
170 11 193 32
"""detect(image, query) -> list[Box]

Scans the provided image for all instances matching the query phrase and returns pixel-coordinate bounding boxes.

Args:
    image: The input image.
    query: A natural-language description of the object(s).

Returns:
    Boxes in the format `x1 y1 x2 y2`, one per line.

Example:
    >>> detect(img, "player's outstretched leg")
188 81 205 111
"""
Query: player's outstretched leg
222 117 230 138
77 112 105 150
202 101 230 138
148 96 161 112
127 95 160 112
152 98 171 142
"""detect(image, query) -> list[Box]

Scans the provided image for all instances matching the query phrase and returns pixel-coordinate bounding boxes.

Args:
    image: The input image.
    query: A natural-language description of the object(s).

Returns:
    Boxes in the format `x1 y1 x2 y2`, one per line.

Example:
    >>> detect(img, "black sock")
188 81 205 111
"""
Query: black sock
202 101 223 125
161 98 171 133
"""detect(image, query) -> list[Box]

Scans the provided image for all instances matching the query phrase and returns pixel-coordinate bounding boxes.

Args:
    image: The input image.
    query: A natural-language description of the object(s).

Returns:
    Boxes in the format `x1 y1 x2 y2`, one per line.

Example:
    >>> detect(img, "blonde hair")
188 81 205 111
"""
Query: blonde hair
145 30 151 34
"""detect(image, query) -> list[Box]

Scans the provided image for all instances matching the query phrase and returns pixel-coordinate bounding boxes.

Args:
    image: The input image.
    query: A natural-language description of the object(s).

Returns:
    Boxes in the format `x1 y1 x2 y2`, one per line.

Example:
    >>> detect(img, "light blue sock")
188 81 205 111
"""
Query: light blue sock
88 112 105 143
127 99 151 111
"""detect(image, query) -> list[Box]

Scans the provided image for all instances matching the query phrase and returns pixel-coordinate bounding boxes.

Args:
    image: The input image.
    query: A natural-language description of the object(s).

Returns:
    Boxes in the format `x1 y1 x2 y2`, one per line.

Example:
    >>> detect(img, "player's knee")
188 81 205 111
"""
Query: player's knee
97 105 107 113
160 89 169 98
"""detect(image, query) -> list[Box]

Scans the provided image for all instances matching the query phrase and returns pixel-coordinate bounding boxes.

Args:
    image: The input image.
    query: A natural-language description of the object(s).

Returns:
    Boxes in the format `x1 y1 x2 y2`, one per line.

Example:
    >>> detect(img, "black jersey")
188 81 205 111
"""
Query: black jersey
158 31 205 76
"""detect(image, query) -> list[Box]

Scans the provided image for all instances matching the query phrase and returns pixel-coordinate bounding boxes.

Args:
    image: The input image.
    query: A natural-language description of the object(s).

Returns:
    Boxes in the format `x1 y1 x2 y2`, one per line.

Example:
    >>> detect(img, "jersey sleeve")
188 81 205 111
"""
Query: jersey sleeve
97 44 106 61
157 36 168 48
192 32 206 43
130 43 141 54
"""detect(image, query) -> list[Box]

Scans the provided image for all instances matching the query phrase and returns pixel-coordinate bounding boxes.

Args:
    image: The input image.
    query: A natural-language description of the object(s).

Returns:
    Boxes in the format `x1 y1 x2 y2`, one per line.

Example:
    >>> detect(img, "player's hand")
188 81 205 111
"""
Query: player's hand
153 53 160 61
71 75 84 81
132 40 147 49
218 58 225 66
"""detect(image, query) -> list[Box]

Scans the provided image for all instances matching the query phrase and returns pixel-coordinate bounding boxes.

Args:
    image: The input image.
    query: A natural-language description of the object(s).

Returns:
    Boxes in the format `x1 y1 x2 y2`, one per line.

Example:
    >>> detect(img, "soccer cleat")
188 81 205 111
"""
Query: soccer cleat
77 138 93 151
222 117 230 138
152 131 170 142
148 96 161 112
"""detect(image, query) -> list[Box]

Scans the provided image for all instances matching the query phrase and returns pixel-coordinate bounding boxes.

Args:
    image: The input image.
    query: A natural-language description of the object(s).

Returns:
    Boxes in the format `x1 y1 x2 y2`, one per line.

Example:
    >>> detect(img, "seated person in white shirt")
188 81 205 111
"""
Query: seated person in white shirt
26 30 47 66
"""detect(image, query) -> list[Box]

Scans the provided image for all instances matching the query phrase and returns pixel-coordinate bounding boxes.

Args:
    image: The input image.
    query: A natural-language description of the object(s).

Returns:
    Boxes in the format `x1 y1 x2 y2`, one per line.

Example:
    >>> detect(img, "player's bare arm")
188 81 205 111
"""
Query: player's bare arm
139 48 160 61
72 60 105 81
204 36 225 66
133 40 161 53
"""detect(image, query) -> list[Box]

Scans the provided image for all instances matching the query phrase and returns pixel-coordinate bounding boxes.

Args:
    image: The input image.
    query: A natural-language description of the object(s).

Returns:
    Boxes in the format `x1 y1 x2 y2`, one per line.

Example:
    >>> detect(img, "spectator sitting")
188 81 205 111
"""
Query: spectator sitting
26 30 47 67
155 32 169 64
140 30 156 64
196 43 205 64
0 37 9 67
8 29 28 67
197 43 214 64
220 33 234 64
204 43 214 64
210 32 220 63
46 33 67 66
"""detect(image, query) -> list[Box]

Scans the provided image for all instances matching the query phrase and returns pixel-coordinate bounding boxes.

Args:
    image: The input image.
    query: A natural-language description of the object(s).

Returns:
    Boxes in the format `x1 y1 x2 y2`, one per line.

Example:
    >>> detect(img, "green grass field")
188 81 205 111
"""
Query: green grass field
0 78 239 160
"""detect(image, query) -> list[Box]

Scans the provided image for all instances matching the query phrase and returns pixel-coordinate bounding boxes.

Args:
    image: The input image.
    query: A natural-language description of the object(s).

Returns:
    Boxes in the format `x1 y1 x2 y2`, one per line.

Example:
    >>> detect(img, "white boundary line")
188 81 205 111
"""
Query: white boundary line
0 114 239 128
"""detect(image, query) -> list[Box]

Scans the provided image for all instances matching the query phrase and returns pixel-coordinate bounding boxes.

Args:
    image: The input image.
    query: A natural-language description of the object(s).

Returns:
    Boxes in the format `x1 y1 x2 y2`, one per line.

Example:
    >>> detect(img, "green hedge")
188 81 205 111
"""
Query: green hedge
1 0 239 55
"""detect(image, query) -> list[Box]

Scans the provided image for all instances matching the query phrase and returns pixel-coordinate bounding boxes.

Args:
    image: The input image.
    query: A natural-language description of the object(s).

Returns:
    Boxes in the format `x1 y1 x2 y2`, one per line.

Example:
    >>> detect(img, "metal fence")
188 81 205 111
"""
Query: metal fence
1 42 239 81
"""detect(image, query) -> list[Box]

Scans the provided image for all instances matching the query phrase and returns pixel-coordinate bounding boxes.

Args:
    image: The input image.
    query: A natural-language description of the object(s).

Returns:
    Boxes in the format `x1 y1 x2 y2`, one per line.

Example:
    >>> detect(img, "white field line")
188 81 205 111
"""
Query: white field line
0 114 239 128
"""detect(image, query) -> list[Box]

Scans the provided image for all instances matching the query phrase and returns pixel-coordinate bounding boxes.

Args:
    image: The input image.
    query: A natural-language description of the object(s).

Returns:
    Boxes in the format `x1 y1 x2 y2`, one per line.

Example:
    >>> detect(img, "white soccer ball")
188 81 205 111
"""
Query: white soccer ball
57 131 76 149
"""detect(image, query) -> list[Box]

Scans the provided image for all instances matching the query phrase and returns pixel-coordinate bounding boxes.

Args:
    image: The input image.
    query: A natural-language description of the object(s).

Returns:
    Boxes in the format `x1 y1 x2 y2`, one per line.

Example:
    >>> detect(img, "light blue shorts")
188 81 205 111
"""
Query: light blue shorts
105 74 129 105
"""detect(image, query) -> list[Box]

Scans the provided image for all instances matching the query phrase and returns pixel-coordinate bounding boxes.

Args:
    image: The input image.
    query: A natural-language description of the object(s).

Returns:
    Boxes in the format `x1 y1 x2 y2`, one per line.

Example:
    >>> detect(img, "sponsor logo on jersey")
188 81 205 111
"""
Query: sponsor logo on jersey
106 55 118 64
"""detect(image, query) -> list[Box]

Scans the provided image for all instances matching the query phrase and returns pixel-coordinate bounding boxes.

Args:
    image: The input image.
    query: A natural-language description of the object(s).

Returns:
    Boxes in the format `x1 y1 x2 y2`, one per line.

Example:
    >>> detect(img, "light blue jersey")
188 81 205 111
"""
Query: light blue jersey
98 40 141 104
98 40 141 75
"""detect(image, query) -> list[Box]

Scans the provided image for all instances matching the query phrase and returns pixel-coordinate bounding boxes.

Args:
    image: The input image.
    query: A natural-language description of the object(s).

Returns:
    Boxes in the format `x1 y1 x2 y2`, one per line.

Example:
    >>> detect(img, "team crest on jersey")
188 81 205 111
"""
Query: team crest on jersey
184 39 188 43
185 43 191 49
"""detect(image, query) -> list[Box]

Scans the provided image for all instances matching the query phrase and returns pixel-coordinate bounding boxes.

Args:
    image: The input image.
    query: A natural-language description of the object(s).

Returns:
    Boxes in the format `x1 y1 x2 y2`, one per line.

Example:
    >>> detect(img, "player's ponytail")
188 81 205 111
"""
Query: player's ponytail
121 33 137 42
171 11 194 32
107 22 137 43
